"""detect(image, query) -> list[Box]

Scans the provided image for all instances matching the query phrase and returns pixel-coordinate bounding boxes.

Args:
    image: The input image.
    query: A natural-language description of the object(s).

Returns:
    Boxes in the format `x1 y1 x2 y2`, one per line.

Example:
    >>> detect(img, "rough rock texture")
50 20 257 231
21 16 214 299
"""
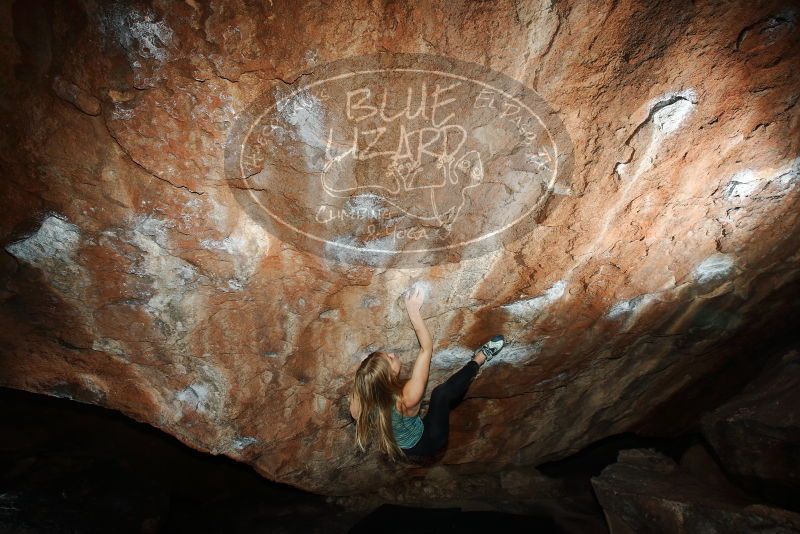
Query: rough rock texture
703 349 800 501
1 0 800 508
592 448 800 533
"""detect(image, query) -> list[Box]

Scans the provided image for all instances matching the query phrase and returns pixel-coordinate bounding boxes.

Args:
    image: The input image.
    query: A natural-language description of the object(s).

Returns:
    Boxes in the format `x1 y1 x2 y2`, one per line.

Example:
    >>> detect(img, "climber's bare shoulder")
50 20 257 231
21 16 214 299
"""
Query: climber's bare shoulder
349 390 361 419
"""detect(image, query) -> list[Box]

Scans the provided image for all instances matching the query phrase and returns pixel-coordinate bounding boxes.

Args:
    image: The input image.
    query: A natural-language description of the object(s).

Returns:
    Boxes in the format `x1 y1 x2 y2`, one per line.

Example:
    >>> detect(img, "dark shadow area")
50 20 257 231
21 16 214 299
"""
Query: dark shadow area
1 387 567 533
536 336 800 521
0 386 359 533
537 432 704 478
349 504 561 533
634 286 800 440
534 432 706 533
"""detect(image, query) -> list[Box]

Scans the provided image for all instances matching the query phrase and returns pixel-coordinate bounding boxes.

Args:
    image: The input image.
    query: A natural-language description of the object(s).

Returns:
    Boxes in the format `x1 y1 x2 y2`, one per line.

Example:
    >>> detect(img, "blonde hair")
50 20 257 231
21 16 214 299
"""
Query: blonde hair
352 351 406 461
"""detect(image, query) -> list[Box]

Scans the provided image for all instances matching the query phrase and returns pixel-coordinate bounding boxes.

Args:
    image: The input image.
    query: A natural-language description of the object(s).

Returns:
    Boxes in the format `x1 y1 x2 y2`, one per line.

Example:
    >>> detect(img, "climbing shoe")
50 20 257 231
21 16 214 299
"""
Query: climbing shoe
478 335 505 362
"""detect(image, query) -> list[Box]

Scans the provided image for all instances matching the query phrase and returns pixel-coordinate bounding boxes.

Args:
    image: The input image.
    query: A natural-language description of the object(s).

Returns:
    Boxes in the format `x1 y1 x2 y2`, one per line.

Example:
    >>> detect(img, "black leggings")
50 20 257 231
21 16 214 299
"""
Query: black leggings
401 360 480 458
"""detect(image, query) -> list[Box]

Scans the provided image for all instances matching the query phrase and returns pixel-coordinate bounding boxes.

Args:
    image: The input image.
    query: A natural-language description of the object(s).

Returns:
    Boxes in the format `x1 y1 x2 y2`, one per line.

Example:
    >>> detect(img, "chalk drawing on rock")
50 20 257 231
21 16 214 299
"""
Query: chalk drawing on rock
226 53 575 266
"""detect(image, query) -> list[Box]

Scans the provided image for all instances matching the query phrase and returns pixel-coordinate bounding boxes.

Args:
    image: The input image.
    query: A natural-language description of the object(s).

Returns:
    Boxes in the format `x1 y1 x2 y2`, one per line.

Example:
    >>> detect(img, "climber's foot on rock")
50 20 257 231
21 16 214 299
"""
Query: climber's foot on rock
473 335 505 366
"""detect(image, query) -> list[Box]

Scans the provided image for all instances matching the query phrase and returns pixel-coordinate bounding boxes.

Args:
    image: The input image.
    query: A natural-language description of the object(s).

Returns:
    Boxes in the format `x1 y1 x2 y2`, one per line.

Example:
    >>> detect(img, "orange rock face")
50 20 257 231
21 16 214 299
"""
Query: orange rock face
1 0 799 506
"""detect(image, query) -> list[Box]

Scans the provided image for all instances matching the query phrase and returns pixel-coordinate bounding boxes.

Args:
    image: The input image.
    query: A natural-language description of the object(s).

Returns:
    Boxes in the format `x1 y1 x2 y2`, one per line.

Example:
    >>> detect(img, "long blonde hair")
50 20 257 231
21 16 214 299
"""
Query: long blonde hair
352 351 406 461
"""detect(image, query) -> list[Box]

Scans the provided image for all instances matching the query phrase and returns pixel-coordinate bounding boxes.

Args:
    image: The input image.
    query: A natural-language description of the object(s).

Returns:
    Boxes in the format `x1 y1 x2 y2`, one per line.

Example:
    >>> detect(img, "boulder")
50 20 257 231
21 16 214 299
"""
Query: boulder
702 350 800 502
1 0 799 508
592 448 800 533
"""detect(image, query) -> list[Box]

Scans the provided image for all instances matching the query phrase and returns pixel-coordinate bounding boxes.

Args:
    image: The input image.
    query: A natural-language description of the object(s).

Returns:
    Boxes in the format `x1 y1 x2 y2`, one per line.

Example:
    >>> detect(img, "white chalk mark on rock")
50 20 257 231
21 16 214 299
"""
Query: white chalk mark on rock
606 294 659 319
6 214 80 265
5 214 87 296
651 95 695 137
694 254 735 285
503 280 567 319
775 157 800 188
723 157 800 200
101 4 175 63
125 215 203 339
199 211 271 289
177 382 211 412
92 338 129 361
723 169 760 198
232 436 259 450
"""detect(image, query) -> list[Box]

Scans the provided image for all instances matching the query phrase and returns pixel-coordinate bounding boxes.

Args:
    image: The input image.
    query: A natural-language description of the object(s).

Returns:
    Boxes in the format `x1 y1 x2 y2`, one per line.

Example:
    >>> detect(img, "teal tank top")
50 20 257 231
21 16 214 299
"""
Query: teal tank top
391 401 424 449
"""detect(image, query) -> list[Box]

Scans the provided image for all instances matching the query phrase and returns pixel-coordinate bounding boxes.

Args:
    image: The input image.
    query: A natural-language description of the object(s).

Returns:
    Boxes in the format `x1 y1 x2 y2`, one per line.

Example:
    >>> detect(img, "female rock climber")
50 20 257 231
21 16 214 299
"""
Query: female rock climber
348 286 505 461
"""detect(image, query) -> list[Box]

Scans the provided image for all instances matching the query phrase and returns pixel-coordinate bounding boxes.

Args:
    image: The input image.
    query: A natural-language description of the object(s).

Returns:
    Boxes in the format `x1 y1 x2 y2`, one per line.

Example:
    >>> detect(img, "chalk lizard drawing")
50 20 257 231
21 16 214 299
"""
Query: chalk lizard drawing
320 124 485 228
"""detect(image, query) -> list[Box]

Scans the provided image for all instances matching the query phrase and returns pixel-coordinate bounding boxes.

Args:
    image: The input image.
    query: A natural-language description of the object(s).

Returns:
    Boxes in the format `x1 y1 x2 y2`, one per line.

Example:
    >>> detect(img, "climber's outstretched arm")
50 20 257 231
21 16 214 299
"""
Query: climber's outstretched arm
402 287 433 409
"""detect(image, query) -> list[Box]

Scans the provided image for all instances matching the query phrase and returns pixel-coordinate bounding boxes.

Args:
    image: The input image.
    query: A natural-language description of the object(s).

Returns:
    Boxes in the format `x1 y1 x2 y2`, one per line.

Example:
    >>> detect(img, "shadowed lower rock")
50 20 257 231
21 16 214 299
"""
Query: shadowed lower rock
591 448 800 534
702 349 800 508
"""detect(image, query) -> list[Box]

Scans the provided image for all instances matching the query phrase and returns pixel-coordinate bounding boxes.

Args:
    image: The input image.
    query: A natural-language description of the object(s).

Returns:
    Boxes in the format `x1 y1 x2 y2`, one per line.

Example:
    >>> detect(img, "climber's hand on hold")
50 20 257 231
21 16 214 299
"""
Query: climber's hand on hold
403 285 425 315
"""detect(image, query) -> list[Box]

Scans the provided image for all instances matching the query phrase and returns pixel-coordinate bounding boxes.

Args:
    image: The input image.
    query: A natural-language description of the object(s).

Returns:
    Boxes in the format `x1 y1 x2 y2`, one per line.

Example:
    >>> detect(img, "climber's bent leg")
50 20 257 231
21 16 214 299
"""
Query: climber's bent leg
435 359 480 408
402 360 479 457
